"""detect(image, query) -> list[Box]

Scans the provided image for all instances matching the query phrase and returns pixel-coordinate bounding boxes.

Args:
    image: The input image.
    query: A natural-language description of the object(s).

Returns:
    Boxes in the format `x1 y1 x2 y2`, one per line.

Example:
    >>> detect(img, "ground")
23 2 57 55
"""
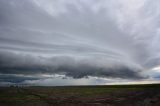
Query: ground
0 84 160 106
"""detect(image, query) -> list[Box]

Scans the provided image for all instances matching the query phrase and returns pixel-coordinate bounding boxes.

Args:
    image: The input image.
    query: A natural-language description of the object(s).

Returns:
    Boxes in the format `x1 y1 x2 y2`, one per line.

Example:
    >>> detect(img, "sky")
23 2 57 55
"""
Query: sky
0 0 160 86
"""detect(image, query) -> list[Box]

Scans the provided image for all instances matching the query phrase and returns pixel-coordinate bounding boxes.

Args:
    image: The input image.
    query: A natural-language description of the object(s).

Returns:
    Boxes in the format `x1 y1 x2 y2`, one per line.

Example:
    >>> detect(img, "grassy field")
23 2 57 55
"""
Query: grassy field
0 84 160 106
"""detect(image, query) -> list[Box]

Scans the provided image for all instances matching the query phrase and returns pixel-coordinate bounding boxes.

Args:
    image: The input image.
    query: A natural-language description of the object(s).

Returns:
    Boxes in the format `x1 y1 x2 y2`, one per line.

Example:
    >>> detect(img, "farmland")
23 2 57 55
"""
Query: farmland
0 84 160 106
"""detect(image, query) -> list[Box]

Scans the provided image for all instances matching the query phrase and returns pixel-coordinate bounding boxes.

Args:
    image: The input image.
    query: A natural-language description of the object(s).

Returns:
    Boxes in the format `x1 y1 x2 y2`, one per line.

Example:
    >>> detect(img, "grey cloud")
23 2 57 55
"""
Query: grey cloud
0 0 159 85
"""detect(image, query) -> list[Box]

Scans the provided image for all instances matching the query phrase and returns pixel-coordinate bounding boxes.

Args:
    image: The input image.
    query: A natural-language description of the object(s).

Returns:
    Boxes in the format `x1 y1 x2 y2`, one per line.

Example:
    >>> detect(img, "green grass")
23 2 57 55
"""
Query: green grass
0 87 40 105
28 84 160 94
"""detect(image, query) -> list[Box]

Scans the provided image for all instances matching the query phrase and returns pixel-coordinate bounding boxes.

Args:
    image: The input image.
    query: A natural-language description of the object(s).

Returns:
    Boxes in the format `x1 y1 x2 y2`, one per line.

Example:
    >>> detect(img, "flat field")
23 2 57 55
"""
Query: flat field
0 84 160 106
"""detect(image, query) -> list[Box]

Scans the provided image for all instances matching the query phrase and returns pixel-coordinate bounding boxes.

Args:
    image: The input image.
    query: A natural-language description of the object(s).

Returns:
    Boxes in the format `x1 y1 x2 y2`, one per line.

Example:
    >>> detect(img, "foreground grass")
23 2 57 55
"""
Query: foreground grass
0 84 160 105
0 87 40 104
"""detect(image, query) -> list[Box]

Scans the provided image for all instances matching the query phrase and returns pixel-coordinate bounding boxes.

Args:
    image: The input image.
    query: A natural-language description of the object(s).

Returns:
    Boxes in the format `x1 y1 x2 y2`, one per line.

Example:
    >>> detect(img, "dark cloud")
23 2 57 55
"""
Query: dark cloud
0 51 145 82
0 74 38 83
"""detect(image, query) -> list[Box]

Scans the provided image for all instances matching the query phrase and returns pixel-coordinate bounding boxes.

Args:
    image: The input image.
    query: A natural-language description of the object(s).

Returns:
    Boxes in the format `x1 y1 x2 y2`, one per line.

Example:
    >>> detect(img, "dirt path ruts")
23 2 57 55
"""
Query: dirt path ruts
16 87 160 106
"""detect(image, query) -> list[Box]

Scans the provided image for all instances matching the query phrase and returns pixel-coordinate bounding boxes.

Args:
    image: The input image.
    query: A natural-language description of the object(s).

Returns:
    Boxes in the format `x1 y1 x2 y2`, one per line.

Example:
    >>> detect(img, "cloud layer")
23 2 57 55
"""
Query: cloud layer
0 0 160 85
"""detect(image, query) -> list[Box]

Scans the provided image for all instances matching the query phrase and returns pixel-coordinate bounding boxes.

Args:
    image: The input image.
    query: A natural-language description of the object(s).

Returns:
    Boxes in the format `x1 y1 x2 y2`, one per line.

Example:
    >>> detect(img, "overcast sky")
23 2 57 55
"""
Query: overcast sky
0 0 160 86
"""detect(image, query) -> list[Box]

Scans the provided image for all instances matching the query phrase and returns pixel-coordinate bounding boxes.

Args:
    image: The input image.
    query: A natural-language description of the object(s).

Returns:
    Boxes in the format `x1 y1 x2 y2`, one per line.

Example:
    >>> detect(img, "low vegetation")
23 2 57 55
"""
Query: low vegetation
0 84 160 106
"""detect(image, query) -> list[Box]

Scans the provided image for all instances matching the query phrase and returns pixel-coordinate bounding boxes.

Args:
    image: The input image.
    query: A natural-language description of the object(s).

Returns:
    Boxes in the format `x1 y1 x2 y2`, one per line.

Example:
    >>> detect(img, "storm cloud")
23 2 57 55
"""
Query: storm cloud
0 51 144 79
0 0 160 85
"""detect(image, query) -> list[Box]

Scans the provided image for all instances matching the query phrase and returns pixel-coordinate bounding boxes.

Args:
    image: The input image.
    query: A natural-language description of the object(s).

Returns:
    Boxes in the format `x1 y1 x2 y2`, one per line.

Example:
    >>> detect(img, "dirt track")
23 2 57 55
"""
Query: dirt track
51 88 160 106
